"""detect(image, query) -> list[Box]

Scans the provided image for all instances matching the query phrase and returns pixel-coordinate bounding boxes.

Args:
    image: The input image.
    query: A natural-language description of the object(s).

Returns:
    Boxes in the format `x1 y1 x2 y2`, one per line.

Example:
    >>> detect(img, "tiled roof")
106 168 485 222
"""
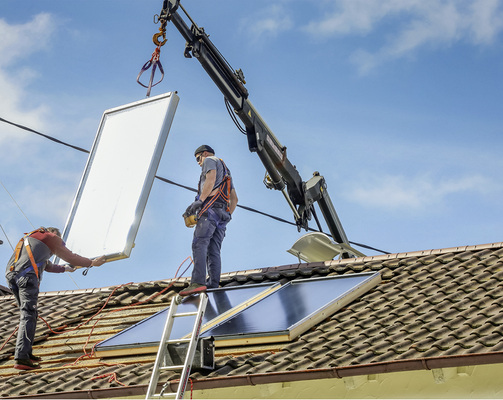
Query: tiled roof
0 284 11 296
1 242 503 398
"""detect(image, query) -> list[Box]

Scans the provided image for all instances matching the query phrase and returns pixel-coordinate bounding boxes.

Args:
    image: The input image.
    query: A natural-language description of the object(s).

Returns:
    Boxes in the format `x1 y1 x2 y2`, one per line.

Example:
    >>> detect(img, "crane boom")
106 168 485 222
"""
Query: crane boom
160 0 353 252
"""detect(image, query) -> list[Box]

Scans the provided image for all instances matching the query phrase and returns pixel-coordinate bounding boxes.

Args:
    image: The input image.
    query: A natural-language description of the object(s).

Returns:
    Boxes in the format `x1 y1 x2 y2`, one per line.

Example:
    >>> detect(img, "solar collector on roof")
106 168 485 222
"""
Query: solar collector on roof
95 273 380 356
95 283 278 357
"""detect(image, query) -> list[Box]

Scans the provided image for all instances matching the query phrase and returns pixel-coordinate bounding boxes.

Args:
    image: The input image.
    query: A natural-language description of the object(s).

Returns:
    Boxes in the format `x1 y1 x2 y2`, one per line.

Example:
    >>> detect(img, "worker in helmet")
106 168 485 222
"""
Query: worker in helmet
181 145 238 296
5 227 106 370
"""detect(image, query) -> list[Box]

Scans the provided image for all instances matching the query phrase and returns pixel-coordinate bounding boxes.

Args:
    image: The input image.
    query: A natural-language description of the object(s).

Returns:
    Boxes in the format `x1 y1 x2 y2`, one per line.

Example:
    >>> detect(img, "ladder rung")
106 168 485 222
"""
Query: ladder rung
147 293 208 399
160 365 185 371
166 338 191 344
173 311 198 317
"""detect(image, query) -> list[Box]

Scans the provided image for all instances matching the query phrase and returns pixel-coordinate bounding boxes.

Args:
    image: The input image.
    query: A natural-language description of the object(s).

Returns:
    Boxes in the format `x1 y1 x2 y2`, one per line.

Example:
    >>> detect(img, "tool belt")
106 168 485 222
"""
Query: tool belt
207 201 226 209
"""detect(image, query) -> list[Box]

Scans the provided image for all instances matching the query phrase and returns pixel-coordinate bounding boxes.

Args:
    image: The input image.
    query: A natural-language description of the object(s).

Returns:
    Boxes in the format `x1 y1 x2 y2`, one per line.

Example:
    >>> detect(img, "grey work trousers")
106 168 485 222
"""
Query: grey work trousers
191 206 231 289
6 272 39 360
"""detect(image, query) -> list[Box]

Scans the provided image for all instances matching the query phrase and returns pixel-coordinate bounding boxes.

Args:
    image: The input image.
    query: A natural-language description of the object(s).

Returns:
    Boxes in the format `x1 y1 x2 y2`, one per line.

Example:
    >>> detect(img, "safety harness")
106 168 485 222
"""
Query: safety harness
9 228 47 280
199 158 232 216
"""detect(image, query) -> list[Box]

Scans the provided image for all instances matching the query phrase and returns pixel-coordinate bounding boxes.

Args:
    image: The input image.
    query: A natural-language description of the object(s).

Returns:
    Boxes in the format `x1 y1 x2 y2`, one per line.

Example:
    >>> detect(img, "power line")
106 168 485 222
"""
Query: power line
0 117 90 154
1 116 390 255
0 223 13 250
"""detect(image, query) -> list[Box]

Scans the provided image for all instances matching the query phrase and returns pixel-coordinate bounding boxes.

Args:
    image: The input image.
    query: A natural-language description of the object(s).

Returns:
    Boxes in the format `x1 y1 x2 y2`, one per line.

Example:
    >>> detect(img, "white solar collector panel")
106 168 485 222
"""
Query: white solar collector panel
57 92 179 264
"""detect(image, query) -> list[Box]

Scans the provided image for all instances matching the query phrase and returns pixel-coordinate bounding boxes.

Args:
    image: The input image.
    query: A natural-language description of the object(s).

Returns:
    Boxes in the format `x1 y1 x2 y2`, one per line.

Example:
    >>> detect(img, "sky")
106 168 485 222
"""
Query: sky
1 0 502 293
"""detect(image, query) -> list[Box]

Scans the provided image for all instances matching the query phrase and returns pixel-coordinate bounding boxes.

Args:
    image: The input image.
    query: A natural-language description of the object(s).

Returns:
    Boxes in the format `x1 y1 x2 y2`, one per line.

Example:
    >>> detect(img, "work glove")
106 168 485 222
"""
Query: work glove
64 265 77 273
184 199 203 217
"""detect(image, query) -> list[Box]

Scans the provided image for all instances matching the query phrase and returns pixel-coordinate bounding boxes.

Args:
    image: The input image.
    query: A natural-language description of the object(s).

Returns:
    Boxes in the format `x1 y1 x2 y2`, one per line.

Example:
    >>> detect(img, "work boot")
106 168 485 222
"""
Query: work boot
14 359 41 370
29 353 42 362
179 283 207 297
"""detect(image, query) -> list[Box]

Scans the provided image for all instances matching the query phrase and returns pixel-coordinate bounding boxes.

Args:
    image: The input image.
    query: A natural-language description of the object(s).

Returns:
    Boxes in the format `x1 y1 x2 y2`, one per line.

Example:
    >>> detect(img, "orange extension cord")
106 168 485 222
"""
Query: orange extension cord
72 256 194 395
1 257 194 385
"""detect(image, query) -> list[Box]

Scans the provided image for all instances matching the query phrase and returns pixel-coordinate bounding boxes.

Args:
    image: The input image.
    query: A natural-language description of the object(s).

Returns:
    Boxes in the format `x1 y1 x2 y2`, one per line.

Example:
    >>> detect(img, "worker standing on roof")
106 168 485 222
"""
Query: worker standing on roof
5 227 106 370
181 145 238 296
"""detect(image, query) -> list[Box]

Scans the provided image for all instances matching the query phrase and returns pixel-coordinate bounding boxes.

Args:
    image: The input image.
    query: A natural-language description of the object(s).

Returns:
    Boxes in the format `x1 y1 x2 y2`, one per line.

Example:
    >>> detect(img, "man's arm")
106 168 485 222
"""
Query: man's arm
43 233 106 268
42 234 93 267
199 169 217 202
229 188 238 214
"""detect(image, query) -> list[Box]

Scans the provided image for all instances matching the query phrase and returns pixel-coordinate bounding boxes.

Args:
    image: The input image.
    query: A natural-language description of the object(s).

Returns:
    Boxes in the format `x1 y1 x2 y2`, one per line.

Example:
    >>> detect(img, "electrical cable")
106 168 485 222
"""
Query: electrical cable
0 117 90 154
0 223 14 250
0 116 390 255
225 97 247 134
154 175 394 252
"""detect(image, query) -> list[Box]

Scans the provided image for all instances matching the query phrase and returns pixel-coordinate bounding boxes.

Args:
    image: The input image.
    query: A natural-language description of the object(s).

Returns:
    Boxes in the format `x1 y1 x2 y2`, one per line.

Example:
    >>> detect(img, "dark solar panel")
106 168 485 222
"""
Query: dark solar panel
96 283 276 351
205 273 379 338
96 272 380 354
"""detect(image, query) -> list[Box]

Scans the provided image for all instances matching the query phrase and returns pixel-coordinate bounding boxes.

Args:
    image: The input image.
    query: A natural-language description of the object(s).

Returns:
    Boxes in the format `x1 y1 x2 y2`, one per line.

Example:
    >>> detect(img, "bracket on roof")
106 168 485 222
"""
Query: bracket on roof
287 232 365 263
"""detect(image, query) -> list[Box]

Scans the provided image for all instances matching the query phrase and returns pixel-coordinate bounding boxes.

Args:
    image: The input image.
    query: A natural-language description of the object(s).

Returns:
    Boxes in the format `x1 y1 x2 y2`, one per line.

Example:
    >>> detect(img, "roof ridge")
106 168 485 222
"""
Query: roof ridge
1 242 500 300
254 241 503 274
324 241 503 267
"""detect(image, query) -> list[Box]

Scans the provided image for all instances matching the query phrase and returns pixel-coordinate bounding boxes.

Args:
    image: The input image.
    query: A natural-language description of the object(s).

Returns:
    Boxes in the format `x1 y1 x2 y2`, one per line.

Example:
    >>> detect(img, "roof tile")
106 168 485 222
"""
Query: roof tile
435 252 457 263
443 344 472 356
473 249 497 261
433 336 458 351
454 251 477 262
478 332 503 347
2 242 503 398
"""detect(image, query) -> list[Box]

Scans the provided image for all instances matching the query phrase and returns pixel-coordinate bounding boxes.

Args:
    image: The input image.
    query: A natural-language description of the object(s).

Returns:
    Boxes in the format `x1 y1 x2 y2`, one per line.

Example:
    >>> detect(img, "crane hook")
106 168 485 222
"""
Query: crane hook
153 22 167 47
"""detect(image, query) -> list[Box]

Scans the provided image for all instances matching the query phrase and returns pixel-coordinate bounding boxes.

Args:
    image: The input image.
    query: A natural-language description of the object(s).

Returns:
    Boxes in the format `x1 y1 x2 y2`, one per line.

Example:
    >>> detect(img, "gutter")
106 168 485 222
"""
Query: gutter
7 352 503 399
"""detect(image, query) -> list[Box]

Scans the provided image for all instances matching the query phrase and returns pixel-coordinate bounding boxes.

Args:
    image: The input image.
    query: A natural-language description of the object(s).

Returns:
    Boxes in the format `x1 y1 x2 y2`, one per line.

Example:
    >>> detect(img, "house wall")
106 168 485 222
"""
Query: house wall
187 363 503 399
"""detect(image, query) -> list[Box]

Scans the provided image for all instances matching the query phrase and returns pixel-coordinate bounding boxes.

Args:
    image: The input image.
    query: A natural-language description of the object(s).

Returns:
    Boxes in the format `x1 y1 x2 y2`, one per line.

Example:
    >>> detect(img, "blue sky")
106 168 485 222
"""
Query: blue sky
1 0 502 293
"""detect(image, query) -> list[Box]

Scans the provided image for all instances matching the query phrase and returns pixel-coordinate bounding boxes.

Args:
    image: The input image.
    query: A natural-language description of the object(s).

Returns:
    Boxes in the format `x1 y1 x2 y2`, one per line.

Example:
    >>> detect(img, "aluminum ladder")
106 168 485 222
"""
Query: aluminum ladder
145 292 208 399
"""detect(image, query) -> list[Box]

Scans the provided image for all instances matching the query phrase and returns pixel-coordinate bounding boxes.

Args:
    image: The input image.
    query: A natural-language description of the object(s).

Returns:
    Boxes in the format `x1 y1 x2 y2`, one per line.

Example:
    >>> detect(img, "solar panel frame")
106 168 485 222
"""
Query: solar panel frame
57 92 179 264
94 282 279 357
95 273 381 356
203 272 381 346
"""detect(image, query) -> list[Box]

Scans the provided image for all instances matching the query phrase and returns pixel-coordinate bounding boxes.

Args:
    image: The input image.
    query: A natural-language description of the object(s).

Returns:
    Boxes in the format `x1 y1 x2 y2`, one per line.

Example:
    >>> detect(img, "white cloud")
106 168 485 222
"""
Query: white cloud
0 13 57 149
303 0 503 73
241 4 294 42
347 173 495 210
0 13 56 67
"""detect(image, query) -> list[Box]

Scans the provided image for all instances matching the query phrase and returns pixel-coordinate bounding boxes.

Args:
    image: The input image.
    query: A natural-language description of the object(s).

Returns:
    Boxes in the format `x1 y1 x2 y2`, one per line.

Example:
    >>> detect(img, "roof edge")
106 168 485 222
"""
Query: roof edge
9 352 503 399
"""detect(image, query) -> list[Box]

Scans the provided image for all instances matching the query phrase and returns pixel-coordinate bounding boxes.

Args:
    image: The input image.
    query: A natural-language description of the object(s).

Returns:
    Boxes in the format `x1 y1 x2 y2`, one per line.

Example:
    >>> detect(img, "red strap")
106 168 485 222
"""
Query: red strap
198 159 232 215
13 240 23 263
11 228 45 279
24 239 39 280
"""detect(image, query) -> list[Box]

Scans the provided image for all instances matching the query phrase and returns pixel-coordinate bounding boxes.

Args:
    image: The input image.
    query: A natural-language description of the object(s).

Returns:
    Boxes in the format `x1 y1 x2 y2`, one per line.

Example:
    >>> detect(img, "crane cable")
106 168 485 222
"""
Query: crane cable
0 116 390 255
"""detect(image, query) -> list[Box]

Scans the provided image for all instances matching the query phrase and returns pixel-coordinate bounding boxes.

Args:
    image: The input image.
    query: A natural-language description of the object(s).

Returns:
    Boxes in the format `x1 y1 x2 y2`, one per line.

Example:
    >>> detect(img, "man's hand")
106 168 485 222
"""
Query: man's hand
184 199 203 217
64 265 77 273
91 256 106 267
